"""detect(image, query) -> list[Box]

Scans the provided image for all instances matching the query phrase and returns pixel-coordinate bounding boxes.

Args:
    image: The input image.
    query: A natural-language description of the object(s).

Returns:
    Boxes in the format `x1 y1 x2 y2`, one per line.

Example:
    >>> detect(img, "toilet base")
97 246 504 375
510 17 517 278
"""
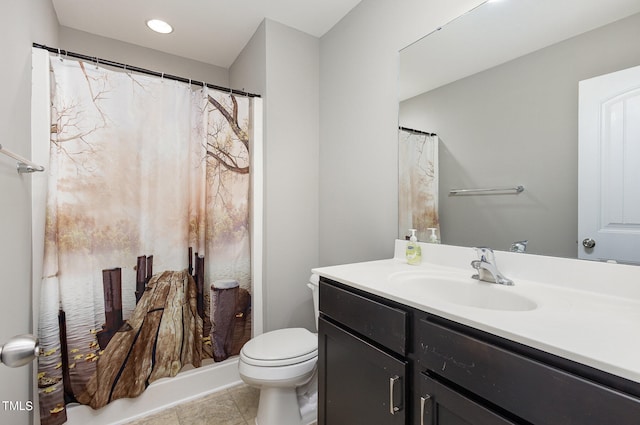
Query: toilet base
255 386 302 425
239 355 317 425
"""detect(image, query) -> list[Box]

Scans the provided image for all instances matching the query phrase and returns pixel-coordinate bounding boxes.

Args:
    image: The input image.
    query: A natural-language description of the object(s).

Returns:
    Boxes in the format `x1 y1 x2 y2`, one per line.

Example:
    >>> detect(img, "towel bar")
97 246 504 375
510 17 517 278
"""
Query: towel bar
449 185 524 196
0 144 45 173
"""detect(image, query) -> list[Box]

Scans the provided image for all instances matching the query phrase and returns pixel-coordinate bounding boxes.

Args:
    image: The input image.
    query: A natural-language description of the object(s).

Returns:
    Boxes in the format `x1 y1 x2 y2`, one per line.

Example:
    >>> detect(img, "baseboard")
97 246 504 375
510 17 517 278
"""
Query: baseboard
64 358 241 425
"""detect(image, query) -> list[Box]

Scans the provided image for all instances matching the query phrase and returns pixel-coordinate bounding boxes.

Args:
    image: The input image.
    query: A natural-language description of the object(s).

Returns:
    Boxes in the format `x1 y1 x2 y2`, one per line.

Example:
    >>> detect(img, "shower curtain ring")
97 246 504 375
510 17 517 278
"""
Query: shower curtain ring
58 48 63 62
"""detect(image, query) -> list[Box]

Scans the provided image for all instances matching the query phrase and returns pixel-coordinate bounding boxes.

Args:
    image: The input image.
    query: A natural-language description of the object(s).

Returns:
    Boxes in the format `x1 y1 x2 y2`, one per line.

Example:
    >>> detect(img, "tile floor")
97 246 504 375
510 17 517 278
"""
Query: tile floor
125 384 260 425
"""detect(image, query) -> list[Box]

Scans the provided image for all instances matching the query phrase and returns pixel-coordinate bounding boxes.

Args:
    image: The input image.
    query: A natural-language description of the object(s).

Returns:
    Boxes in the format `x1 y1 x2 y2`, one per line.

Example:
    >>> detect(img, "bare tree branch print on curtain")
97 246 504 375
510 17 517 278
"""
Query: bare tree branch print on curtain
37 57 253 425
398 129 440 243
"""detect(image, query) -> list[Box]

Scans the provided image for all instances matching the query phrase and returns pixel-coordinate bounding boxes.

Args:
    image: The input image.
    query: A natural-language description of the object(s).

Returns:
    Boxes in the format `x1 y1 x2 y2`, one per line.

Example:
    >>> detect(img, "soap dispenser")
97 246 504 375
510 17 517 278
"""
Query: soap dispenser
427 227 440 244
406 229 422 265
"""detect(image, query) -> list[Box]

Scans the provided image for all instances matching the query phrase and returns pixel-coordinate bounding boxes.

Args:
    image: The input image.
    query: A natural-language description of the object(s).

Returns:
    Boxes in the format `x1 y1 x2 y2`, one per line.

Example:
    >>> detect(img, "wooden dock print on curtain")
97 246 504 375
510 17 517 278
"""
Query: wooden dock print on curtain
37 55 254 425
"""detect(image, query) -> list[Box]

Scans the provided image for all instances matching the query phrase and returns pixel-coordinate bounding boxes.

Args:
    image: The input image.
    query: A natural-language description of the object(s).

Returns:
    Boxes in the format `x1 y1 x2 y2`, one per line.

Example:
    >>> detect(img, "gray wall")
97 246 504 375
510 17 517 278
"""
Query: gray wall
231 20 320 332
230 21 266 96
59 27 229 86
0 2 58 425
400 12 640 258
318 0 484 266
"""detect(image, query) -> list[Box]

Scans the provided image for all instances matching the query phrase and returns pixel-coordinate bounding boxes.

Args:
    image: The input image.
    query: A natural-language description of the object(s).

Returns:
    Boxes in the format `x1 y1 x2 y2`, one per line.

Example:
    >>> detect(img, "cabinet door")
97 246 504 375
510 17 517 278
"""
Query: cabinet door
319 317 407 425
418 374 517 425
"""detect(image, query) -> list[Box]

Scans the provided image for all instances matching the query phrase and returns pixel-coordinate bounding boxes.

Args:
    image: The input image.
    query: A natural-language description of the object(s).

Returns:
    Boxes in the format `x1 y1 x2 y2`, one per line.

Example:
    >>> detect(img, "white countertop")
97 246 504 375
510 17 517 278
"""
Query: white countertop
312 241 640 385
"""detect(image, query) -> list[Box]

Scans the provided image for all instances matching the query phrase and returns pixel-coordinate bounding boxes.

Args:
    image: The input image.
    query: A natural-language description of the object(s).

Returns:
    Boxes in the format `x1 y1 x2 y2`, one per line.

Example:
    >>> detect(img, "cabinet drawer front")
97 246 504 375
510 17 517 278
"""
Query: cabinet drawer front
320 280 406 355
418 319 640 425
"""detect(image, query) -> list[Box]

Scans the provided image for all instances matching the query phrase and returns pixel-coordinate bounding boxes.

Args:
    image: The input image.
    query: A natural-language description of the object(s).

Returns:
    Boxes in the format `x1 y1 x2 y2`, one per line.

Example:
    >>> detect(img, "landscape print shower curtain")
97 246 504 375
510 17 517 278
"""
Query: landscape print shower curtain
37 55 254 425
398 128 440 242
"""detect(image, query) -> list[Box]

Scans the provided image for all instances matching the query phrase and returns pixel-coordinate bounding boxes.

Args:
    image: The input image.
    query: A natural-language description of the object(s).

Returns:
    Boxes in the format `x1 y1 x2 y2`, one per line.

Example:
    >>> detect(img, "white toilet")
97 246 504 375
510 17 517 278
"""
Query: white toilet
238 275 320 425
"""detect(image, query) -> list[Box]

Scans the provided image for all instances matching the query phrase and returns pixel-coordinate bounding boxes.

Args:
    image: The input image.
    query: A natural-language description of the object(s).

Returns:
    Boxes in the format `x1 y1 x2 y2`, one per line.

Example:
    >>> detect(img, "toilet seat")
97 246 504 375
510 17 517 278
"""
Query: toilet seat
240 328 318 367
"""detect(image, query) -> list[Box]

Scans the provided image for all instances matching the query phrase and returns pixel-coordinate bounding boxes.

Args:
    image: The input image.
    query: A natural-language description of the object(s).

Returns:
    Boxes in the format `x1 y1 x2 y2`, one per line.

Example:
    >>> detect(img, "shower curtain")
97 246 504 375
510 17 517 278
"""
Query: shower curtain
398 128 440 242
37 55 254 425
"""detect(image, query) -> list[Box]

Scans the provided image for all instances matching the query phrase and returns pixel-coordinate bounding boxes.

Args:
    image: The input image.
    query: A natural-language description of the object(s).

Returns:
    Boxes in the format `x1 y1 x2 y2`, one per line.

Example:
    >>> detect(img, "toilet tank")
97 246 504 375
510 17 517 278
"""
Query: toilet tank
307 274 320 330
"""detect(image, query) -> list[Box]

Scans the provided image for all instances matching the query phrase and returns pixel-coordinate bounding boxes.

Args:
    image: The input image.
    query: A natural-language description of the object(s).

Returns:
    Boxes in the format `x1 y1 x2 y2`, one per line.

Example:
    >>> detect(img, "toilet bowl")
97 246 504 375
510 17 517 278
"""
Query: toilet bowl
238 275 320 425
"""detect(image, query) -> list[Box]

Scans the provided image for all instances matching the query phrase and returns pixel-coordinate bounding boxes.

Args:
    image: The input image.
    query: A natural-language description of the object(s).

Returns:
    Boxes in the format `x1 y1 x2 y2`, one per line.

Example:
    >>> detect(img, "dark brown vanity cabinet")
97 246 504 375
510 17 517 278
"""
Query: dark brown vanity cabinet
318 279 409 425
318 278 640 425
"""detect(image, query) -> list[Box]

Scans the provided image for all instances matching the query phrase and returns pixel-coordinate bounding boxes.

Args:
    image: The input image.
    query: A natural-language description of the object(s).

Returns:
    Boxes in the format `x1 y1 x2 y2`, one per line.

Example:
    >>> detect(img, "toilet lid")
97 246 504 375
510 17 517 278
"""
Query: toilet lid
241 328 318 367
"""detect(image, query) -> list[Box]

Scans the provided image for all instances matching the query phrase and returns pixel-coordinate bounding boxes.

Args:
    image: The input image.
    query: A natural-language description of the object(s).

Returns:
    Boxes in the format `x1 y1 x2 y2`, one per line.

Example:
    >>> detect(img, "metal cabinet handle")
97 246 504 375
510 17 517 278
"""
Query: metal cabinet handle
582 238 596 248
389 375 402 415
420 394 432 425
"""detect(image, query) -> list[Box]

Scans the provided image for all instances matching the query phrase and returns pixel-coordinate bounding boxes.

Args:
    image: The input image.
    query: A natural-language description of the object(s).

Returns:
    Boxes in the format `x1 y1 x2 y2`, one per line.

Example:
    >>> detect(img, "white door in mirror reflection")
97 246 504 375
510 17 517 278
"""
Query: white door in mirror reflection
579 65 640 264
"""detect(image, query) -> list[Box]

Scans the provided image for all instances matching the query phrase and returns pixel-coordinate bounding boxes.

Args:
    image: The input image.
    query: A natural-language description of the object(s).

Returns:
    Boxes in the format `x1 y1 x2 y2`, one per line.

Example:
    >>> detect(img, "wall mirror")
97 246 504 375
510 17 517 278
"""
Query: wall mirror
399 0 640 262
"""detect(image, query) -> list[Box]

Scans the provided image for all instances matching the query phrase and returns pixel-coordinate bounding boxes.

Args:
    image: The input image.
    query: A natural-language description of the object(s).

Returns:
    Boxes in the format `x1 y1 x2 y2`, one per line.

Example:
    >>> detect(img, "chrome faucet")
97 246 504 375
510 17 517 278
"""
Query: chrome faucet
471 247 514 285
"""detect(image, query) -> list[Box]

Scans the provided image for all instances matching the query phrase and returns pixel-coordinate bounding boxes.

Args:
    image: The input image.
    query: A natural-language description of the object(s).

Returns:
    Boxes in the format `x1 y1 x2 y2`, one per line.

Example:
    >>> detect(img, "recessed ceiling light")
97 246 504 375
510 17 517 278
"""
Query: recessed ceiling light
146 19 173 34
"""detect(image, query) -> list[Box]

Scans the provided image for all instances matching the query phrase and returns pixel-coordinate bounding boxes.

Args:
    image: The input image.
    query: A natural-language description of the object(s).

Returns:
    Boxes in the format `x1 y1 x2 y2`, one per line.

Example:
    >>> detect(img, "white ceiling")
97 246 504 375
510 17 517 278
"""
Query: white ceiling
52 0 362 68
400 0 640 101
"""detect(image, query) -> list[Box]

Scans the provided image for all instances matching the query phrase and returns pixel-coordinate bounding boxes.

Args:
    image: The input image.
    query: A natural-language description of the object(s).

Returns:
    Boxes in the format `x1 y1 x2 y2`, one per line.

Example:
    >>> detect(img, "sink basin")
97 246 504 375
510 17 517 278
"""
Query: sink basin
388 271 537 311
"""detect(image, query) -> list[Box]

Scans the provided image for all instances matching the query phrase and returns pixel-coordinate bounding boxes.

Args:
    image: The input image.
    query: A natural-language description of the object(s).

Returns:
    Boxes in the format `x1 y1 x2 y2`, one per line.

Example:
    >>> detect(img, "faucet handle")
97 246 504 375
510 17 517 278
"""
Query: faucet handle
510 240 528 253
473 246 495 262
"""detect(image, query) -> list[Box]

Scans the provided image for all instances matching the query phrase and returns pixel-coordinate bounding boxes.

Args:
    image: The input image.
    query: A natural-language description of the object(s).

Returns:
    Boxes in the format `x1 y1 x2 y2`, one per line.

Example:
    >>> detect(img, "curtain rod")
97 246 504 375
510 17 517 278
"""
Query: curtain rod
33 43 262 99
399 126 437 137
